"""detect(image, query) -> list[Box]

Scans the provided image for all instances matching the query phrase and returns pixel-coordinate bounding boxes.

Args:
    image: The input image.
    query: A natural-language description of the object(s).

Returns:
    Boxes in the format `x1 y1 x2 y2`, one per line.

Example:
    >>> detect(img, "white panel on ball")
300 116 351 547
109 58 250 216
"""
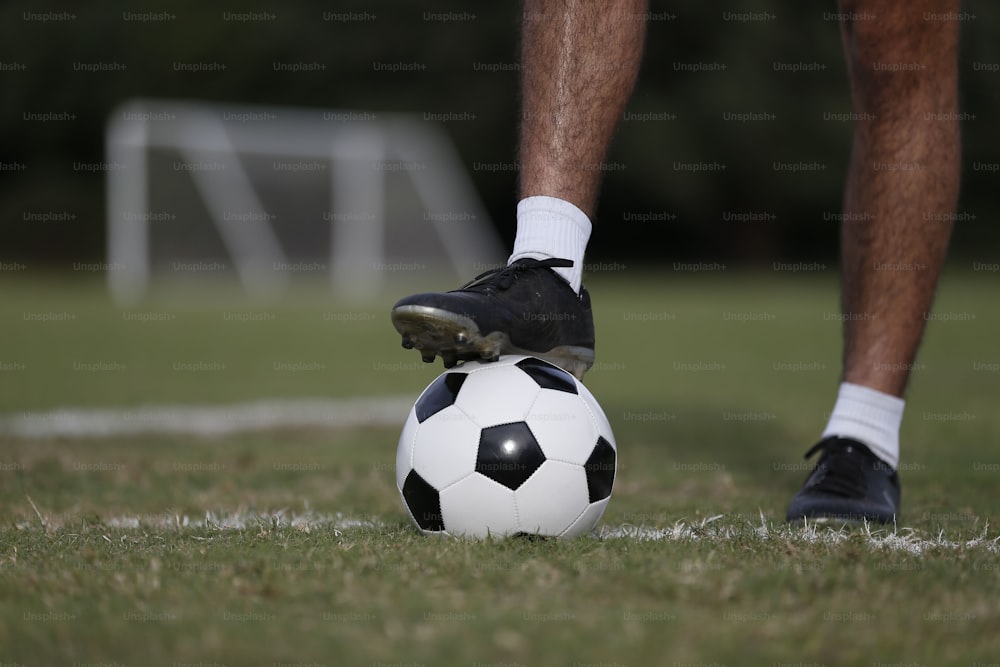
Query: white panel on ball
561 497 611 538
454 365 542 427
440 475 518 538
411 405 482 491
527 390 601 466
578 382 615 442
395 407 420 490
515 460 591 535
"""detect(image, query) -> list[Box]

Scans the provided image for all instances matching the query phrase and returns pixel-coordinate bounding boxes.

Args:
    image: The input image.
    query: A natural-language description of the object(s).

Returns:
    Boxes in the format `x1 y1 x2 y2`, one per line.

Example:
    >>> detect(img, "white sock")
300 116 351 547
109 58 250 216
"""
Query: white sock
822 382 904 469
508 195 592 293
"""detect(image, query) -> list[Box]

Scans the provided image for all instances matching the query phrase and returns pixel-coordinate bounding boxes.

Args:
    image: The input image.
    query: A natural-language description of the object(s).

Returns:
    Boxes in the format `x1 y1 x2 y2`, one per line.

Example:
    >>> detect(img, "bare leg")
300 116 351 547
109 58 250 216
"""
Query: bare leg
391 2 646 375
519 0 647 218
838 0 961 397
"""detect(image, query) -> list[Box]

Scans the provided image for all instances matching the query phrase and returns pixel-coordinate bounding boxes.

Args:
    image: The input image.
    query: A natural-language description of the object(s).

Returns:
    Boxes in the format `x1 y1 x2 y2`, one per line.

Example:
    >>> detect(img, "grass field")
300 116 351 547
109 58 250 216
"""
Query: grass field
3 270 1000 666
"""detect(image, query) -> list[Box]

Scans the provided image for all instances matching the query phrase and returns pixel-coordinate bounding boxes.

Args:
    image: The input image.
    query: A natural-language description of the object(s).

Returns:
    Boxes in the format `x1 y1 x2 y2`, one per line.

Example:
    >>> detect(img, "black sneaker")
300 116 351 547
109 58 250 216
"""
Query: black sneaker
390 257 595 379
785 436 900 524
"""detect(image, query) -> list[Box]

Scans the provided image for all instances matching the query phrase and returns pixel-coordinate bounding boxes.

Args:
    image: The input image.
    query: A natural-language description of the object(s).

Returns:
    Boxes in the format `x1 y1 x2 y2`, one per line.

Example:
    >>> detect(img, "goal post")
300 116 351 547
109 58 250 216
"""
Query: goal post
105 99 505 304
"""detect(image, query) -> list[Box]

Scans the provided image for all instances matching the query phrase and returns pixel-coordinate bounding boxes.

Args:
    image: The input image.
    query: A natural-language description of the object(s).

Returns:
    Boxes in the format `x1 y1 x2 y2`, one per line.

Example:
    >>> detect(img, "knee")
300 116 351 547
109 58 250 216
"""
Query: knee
840 0 959 64
840 1 959 105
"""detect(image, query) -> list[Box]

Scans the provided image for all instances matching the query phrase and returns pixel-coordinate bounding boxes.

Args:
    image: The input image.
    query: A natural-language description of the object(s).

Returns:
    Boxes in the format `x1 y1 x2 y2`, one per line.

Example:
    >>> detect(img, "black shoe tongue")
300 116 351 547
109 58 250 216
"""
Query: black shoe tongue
813 443 868 497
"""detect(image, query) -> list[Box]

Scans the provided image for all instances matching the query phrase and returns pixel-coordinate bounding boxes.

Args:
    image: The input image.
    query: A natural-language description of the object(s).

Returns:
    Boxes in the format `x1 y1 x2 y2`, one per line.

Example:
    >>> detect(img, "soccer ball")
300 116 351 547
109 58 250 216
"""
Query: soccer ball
395 355 616 538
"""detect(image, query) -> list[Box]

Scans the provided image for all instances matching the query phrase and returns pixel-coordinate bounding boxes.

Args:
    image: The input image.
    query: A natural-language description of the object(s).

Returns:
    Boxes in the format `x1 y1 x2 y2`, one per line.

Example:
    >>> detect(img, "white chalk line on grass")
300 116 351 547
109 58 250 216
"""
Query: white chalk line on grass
601 514 1000 556
103 510 378 534
16 509 1000 555
1 396 414 438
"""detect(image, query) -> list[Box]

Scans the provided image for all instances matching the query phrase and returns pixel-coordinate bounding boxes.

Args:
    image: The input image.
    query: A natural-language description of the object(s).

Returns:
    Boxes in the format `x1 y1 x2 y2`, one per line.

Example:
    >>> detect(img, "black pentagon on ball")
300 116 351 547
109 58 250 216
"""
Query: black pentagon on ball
515 357 578 394
415 372 467 423
401 469 445 531
584 436 616 502
476 421 546 490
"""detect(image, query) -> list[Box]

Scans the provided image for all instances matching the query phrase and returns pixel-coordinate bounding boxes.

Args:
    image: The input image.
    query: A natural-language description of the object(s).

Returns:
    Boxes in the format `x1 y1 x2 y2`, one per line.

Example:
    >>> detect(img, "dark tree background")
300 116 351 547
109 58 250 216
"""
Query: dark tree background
1 0 997 271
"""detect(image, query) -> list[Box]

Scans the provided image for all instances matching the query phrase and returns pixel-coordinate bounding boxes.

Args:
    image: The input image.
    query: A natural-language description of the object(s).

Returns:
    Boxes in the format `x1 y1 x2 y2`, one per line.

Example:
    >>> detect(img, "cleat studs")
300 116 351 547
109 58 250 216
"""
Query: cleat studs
421 353 436 363
402 336 414 349
455 332 468 344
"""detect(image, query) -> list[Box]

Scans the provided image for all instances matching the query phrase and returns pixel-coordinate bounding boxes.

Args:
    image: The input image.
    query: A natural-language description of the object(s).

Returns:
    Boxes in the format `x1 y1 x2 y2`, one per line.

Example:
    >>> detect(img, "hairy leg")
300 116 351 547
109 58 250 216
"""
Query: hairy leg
838 0 961 397
518 0 647 218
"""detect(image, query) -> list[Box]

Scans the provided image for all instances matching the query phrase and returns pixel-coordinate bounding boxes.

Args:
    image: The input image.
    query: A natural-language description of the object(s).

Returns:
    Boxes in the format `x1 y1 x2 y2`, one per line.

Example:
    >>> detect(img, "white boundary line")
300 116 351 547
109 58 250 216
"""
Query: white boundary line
2 396 414 438
13 510 998 554
600 514 1000 556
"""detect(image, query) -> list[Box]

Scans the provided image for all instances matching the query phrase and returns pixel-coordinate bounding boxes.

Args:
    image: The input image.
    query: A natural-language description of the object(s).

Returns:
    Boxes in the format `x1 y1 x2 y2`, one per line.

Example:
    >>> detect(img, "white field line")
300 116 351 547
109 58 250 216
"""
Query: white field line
15 509 1000 555
13 510 379 534
1 396 414 438
601 514 1000 556
106 511 378 533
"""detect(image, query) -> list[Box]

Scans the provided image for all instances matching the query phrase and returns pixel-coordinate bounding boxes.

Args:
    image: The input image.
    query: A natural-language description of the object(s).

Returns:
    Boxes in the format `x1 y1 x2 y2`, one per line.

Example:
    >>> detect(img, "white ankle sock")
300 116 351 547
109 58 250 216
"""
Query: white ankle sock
821 382 904 469
508 196 592 293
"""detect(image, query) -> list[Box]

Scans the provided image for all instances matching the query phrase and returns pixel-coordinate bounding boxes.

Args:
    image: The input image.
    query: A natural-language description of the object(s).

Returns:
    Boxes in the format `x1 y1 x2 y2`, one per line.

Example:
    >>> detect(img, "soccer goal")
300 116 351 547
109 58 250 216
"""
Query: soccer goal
105 99 504 304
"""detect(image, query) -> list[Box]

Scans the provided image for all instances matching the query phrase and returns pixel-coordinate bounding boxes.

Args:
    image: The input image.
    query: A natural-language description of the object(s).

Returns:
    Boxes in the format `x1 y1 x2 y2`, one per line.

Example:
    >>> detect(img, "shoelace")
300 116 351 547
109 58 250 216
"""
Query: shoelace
802 438 868 498
461 257 573 291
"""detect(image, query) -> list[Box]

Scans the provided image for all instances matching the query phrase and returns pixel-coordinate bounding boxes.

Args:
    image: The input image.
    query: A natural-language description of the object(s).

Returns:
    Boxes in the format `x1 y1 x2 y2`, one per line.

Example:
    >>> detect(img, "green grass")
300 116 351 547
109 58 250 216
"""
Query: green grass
2 270 1000 665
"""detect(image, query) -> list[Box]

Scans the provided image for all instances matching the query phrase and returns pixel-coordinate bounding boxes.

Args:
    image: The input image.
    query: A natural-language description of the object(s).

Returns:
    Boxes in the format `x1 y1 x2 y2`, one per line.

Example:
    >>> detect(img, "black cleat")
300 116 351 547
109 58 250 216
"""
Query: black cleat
786 436 900 525
390 257 595 379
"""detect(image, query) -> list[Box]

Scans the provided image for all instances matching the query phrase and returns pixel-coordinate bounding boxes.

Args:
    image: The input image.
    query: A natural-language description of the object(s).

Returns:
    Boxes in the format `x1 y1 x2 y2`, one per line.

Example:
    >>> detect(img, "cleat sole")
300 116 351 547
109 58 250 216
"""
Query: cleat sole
391 305 594 379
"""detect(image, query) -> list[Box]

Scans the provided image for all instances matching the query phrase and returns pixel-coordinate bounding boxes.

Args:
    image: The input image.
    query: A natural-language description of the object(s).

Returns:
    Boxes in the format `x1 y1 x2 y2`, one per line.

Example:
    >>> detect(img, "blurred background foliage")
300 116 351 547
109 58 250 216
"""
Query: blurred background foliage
1 0 997 269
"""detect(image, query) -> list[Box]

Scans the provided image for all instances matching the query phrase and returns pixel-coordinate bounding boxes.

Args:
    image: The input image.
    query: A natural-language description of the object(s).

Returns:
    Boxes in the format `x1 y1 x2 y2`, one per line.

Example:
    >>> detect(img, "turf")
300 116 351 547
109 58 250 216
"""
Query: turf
2 270 1000 665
